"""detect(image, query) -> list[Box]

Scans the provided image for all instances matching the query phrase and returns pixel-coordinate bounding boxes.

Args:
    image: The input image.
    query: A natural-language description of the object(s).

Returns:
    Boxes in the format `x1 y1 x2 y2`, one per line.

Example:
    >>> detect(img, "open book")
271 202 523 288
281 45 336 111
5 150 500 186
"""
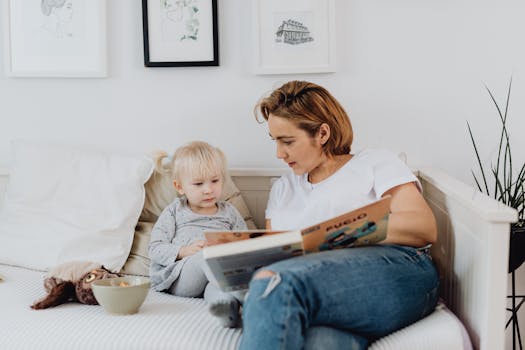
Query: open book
202 196 391 292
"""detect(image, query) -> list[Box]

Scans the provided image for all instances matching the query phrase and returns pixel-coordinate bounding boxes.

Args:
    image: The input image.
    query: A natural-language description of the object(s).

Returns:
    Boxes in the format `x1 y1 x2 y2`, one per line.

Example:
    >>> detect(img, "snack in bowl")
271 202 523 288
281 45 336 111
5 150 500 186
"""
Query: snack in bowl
91 276 150 315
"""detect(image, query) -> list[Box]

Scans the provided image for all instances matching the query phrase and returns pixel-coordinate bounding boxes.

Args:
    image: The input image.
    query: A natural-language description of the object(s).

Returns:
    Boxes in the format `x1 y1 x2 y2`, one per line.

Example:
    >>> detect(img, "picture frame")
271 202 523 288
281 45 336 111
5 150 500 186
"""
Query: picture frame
252 0 336 75
142 0 219 67
2 0 107 78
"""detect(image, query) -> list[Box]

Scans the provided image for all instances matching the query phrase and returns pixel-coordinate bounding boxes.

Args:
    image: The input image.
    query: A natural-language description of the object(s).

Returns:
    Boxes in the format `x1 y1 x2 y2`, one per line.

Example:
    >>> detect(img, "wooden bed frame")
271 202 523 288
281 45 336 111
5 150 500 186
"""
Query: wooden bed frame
0 166 517 350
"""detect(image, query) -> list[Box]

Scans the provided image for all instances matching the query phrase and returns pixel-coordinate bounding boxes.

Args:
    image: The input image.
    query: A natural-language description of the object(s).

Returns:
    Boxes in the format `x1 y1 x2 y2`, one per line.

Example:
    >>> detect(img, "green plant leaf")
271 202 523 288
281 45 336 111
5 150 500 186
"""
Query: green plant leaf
492 167 507 203
485 81 513 199
467 121 490 195
468 78 524 222
472 170 483 192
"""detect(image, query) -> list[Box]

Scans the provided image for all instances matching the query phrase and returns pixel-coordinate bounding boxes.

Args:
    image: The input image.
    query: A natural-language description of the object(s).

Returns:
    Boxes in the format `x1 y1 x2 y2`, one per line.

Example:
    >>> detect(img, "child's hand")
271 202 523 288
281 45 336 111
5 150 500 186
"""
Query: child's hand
178 240 206 259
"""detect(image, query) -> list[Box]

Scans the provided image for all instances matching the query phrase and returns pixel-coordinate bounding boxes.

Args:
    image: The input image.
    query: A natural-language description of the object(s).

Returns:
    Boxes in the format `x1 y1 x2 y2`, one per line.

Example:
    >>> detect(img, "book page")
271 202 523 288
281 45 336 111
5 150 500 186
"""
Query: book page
205 241 303 291
203 231 303 291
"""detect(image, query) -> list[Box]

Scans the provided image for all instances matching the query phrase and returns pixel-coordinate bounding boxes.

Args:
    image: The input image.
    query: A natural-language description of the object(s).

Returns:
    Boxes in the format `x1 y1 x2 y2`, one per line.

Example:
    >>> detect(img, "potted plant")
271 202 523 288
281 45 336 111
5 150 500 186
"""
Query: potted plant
467 78 525 273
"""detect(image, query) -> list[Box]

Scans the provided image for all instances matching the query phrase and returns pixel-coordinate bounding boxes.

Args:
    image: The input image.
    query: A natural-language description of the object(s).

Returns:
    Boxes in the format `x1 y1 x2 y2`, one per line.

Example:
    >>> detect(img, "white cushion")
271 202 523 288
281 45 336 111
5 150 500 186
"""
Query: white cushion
369 303 472 350
0 140 153 272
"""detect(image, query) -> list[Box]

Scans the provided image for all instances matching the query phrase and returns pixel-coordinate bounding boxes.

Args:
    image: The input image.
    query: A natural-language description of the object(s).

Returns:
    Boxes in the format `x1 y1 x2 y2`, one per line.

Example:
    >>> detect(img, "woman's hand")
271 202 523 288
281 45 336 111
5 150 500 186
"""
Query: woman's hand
177 240 206 259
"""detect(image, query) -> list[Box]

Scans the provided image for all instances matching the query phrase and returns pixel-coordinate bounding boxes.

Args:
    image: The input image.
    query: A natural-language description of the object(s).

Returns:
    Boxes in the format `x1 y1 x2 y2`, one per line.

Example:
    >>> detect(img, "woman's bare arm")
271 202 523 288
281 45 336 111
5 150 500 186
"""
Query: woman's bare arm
381 182 437 247
266 182 436 247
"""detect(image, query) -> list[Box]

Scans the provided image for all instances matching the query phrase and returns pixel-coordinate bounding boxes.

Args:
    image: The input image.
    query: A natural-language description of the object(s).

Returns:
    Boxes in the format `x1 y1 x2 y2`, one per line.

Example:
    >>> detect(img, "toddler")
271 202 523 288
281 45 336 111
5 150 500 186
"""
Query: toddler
148 141 247 327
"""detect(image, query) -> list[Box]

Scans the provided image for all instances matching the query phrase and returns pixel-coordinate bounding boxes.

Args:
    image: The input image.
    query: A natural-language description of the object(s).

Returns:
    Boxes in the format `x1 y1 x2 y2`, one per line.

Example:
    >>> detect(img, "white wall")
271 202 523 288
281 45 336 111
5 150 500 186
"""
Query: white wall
1 0 524 346
1 0 525 184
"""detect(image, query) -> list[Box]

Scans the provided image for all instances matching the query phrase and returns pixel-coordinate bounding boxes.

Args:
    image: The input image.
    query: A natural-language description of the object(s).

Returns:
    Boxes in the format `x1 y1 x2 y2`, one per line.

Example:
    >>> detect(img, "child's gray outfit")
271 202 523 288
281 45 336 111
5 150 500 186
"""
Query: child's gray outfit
148 196 247 327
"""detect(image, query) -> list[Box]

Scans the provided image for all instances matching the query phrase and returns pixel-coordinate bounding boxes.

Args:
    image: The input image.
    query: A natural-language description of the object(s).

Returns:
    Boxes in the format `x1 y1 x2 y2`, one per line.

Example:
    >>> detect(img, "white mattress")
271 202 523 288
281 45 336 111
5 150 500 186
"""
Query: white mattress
0 264 471 350
0 264 241 350
369 303 472 350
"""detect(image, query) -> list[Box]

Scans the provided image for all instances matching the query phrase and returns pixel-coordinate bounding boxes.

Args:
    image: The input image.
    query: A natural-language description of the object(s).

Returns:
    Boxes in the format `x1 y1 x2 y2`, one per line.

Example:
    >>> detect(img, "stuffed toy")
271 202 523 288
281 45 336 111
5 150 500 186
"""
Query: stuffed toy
31 261 119 309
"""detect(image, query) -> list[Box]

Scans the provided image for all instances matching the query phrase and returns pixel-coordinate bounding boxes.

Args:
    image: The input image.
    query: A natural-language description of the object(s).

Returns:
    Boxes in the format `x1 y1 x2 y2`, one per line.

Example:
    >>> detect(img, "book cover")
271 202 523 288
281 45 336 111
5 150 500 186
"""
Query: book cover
203 196 391 291
301 196 391 253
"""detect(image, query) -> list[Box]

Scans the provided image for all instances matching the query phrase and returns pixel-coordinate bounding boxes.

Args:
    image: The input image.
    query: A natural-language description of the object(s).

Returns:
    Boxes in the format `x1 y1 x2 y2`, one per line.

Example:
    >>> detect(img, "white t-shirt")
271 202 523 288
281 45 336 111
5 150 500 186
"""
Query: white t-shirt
265 149 420 231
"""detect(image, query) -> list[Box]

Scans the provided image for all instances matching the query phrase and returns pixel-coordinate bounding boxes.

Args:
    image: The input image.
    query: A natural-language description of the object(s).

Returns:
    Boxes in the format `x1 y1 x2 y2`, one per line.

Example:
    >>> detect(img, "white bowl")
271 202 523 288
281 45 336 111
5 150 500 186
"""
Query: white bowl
92 276 150 315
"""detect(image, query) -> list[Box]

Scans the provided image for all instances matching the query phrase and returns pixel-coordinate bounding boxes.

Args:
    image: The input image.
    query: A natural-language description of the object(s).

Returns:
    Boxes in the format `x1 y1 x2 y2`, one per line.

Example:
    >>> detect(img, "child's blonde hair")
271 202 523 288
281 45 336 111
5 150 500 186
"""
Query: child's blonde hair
152 141 228 182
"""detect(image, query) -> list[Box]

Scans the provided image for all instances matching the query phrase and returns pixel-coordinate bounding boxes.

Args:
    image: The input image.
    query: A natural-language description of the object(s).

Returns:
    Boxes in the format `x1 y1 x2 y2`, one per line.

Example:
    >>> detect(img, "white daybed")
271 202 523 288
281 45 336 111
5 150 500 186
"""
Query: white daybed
0 163 516 350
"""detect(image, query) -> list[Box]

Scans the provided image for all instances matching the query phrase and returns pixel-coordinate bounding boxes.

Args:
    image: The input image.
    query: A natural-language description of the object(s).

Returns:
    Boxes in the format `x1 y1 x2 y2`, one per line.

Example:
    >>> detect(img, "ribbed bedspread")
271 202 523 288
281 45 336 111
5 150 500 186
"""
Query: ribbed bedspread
0 265 240 350
0 264 470 350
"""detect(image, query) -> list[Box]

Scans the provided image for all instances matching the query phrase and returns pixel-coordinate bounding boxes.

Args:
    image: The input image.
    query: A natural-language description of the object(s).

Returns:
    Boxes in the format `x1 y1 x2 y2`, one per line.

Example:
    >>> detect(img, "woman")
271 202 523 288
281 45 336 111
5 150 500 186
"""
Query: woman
240 81 439 350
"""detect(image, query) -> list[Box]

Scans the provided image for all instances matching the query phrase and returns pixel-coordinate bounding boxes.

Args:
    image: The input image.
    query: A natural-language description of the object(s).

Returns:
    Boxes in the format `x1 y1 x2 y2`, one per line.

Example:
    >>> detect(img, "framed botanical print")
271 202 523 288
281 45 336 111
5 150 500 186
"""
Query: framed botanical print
142 0 219 67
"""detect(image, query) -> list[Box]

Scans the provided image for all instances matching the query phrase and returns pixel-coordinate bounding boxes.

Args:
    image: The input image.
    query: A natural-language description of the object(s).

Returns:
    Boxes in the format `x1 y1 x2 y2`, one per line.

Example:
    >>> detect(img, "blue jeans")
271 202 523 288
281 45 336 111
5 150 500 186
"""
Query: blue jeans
239 245 439 350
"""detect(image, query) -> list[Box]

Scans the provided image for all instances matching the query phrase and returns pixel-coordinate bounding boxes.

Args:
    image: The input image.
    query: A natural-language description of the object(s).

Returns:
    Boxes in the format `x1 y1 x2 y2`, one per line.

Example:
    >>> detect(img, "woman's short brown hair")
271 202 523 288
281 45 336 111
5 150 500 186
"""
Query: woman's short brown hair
255 81 353 156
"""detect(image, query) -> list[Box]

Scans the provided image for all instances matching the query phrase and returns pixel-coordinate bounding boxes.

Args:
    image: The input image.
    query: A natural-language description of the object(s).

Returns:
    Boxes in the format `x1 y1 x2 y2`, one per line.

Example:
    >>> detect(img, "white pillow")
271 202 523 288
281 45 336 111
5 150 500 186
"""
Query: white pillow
0 140 154 272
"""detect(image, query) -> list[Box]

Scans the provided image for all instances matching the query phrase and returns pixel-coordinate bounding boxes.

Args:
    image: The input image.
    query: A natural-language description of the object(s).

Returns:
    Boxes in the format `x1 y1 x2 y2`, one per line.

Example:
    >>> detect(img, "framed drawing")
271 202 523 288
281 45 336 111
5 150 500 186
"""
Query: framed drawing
2 0 107 78
252 0 336 75
142 0 219 67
